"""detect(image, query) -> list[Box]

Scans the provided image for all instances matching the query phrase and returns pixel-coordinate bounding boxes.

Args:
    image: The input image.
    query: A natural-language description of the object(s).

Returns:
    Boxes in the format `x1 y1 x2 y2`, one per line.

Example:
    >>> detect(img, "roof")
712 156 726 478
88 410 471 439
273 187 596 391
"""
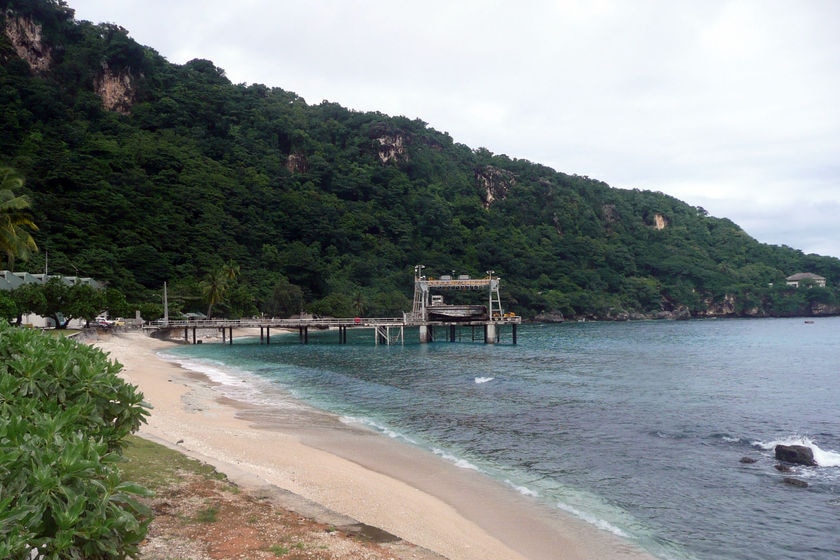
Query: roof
786 272 826 281
0 270 101 291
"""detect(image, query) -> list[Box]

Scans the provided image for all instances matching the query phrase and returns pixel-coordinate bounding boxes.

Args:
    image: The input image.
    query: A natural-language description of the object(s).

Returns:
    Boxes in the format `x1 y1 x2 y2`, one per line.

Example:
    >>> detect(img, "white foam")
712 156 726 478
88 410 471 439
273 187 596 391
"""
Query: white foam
432 448 481 471
341 415 418 445
157 351 304 410
474 376 494 384
555 502 631 538
754 435 840 467
505 480 539 497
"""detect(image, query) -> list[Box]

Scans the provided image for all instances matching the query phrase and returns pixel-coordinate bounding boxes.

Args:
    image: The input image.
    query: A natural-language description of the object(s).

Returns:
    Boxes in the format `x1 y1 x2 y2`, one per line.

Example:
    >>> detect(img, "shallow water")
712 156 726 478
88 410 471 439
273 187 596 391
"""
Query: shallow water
165 317 840 560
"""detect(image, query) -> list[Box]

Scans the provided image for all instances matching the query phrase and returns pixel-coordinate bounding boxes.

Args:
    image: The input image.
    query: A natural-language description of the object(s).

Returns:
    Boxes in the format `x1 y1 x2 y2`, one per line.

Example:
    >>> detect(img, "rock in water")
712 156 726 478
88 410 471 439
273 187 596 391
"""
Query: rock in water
774 444 817 466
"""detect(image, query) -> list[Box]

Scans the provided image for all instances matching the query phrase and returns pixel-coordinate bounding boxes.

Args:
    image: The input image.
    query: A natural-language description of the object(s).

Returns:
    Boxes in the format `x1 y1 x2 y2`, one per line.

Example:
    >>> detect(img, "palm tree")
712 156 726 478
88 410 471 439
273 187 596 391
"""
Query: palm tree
0 167 39 270
200 260 240 318
352 289 366 316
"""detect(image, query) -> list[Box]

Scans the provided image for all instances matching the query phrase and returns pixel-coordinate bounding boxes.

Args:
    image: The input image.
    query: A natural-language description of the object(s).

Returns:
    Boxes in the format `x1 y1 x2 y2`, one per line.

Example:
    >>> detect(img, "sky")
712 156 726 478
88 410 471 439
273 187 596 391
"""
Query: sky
68 0 840 258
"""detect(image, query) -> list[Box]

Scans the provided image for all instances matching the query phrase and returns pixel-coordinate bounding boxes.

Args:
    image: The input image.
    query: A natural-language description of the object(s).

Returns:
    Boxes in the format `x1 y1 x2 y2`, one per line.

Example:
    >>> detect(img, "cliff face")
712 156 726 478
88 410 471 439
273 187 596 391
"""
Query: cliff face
476 165 515 208
4 15 53 73
94 64 136 114
3 13 137 113
376 133 408 164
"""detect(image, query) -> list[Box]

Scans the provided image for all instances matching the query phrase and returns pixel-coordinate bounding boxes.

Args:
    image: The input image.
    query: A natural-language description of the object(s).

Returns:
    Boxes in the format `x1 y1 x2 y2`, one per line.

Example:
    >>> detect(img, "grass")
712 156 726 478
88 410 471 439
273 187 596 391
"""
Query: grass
118 435 227 491
193 506 219 523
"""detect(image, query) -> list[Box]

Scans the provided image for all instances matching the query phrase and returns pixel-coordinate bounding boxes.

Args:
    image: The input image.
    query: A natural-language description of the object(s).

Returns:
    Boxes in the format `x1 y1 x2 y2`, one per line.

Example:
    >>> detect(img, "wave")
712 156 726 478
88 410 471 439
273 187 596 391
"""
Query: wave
340 415 418 445
505 479 539 497
431 448 481 471
555 502 631 539
753 435 840 467
474 376 494 384
157 351 307 410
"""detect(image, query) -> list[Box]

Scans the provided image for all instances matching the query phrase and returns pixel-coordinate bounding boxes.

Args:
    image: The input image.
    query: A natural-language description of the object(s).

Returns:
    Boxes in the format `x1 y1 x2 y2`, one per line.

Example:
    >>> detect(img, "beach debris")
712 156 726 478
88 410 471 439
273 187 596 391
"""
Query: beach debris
775 444 817 466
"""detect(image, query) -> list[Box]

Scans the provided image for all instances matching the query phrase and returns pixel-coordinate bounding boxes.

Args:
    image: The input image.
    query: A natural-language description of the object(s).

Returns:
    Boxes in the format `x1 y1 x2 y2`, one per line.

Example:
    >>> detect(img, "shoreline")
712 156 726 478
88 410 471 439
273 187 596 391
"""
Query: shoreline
94 329 657 560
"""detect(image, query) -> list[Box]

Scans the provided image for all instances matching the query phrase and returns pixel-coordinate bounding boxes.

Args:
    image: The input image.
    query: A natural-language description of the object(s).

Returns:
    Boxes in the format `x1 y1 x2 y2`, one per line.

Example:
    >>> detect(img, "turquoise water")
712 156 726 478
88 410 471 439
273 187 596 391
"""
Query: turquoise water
164 318 840 560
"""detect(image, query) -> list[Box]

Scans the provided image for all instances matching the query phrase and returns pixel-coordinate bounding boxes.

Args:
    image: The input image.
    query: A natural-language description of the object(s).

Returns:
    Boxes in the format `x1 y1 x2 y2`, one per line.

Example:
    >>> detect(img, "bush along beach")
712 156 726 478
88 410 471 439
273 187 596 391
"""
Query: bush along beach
0 324 150 559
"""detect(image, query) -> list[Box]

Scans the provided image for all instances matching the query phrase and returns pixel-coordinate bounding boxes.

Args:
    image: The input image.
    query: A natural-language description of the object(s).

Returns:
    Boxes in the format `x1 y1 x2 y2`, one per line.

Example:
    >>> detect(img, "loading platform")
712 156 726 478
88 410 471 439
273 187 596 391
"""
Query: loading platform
147 266 520 345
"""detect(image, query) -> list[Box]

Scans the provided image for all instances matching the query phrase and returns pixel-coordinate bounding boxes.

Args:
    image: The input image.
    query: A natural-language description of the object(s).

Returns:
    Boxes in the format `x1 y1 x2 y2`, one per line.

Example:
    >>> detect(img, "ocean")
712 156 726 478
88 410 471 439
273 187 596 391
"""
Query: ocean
162 317 840 560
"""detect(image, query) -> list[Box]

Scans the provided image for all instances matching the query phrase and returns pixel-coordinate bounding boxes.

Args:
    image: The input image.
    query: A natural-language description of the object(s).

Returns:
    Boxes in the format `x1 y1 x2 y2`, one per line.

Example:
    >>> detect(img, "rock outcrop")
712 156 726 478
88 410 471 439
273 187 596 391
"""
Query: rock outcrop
375 133 408 164
4 15 53 73
94 64 136 114
652 213 668 230
775 444 817 466
286 152 308 174
476 165 515 209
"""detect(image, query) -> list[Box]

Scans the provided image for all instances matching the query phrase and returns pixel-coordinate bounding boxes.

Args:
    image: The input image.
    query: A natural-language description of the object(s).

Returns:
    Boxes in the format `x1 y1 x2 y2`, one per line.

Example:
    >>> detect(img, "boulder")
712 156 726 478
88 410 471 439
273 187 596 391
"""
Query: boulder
783 477 809 488
774 444 817 466
739 456 757 464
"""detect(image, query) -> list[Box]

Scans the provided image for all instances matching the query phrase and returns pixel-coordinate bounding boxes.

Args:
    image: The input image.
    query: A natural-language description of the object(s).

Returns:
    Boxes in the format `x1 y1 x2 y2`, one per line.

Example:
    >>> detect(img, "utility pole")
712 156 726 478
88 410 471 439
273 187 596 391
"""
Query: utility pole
163 282 169 325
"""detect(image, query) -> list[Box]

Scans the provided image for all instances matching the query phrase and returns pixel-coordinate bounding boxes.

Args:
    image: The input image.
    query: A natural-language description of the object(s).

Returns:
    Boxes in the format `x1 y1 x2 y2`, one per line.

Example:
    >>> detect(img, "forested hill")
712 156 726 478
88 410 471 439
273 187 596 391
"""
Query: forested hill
2 0 840 320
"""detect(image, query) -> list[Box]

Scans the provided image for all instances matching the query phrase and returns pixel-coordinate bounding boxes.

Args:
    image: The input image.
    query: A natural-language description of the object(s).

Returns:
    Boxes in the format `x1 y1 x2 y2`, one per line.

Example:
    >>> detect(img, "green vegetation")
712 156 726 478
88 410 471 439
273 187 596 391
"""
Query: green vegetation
0 167 38 269
193 506 219 524
118 435 225 489
0 323 150 559
0 276 135 327
1 0 840 320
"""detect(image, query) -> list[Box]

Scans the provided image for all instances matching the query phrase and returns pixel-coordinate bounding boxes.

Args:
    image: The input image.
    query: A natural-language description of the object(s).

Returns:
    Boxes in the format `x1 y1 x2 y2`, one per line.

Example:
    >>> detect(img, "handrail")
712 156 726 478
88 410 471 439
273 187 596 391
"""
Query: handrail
147 314 521 329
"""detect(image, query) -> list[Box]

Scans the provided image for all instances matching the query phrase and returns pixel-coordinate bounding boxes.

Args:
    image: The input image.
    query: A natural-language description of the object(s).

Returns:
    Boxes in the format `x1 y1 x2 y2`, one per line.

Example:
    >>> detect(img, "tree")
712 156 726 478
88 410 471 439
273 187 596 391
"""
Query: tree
0 290 16 323
200 260 240 318
352 289 366 316
10 283 47 326
41 277 73 328
264 276 304 318
66 283 105 327
0 167 39 270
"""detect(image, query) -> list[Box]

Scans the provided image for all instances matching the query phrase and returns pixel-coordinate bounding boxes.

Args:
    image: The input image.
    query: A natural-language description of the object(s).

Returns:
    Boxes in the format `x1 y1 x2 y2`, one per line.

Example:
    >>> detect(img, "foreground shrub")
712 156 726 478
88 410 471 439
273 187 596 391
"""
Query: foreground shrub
0 325 150 559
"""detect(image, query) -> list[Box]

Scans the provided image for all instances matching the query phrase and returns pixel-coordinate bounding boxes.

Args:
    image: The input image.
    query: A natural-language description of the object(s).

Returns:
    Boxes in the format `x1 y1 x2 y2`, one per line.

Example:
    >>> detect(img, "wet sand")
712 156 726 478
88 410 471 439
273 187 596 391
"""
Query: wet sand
94 330 657 560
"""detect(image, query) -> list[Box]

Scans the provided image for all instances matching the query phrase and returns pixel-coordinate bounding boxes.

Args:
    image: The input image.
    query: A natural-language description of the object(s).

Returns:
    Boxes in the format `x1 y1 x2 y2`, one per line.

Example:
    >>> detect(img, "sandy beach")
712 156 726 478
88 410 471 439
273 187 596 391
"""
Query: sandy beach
94 330 657 560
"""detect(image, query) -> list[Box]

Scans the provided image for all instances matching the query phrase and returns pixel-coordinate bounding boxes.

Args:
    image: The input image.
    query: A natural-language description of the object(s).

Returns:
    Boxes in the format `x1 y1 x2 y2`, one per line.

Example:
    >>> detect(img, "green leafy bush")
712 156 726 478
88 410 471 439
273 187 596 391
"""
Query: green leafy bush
0 324 151 559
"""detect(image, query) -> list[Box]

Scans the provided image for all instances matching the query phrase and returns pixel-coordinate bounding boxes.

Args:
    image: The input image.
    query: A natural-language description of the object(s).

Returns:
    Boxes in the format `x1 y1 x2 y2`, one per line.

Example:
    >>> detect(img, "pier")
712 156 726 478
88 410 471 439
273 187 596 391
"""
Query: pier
147 266 521 345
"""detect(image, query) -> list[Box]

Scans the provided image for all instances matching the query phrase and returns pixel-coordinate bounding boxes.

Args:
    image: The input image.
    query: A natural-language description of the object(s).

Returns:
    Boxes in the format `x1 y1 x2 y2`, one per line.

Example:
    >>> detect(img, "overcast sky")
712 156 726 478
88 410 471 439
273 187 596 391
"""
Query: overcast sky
68 0 840 259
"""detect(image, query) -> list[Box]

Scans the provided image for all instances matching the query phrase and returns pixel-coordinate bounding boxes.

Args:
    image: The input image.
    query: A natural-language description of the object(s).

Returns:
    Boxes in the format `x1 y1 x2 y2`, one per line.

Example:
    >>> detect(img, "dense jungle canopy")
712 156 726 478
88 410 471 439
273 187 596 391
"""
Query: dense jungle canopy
2 0 840 320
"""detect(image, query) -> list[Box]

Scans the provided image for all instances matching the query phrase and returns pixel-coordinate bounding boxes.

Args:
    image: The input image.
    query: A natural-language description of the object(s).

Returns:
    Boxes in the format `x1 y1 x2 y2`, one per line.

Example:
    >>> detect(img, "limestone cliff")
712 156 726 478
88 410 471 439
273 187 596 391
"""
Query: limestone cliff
3 13 137 113
375 133 408 164
476 165 515 209
286 152 308 174
94 63 136 114
653 213 668 230
3 14 52 74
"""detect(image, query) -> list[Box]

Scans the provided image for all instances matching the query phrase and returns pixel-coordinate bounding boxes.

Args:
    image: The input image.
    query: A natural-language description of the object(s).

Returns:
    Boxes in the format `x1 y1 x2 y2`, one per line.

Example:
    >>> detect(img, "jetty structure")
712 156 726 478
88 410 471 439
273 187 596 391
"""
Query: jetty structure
149 266 521 345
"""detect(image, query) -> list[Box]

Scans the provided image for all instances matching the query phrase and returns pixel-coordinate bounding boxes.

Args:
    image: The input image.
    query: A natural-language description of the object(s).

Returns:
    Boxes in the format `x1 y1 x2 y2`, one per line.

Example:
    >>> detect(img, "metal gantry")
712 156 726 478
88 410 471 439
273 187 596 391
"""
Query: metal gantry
149 265 520 346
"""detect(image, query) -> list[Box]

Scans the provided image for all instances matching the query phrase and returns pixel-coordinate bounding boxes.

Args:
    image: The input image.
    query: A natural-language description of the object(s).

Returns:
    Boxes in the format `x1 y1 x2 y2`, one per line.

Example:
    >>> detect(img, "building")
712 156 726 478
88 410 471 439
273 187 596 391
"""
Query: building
785 272 826 288
0 270 100 291
0 271 101 328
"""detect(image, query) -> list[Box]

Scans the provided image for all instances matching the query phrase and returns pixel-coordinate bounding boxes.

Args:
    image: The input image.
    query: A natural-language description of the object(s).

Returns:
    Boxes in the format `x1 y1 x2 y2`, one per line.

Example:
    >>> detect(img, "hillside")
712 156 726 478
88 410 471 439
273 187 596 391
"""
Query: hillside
2 0 840 320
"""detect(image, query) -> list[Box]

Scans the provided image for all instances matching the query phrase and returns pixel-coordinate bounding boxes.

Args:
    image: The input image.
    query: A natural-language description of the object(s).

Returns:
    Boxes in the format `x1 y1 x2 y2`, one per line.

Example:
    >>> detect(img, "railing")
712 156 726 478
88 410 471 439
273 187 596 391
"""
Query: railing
150 317 409 329
148 314 520 330
422 278 493 289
